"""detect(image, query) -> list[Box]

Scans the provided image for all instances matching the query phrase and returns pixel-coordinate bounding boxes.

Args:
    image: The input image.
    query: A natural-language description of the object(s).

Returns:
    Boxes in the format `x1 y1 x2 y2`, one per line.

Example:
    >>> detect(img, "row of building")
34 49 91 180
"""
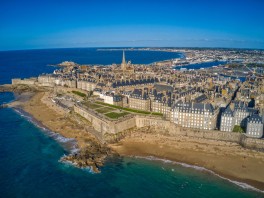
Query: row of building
28 51 264 139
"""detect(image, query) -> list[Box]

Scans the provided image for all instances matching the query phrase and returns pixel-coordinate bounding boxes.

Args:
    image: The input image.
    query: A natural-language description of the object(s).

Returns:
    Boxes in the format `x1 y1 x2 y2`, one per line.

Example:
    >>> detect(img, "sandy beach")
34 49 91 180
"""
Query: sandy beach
110 131 264 191
8 89 264 191
10 91 98 149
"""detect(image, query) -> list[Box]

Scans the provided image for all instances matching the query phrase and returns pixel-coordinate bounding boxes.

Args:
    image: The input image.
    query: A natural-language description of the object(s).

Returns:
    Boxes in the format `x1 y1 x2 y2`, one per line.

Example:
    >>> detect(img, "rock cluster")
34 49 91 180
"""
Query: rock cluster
61 141 116 173
0 84 48 94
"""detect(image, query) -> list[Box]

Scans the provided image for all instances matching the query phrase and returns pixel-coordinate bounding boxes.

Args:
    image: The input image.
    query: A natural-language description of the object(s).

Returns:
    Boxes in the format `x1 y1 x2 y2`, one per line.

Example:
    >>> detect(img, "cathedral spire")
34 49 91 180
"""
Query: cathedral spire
121 50 126 71
122 50 126 64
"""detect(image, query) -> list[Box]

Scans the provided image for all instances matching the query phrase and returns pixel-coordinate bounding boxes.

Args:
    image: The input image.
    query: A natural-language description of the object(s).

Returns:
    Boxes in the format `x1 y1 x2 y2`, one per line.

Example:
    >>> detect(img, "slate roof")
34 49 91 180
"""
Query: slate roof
130 89 149 100
247 114 263 123
112 78 155 88
195 94 207 103
173 100 214 113
222 106 233 117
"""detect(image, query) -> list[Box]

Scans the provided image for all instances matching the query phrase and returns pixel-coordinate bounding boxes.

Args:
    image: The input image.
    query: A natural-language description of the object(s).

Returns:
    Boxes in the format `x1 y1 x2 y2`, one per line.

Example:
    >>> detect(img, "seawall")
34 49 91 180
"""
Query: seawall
72 104 264 151
135 116 264 151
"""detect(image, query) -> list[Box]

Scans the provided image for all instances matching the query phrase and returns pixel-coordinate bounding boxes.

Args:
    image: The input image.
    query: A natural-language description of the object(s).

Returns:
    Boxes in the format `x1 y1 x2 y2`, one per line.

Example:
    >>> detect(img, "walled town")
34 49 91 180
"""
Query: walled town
11 49 264 142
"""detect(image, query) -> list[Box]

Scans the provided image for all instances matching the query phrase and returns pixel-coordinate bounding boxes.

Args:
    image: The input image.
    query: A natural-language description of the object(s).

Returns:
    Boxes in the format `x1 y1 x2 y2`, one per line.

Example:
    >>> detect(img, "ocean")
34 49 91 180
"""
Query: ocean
173 61 227 70
0 48 263 197
0 48 180 84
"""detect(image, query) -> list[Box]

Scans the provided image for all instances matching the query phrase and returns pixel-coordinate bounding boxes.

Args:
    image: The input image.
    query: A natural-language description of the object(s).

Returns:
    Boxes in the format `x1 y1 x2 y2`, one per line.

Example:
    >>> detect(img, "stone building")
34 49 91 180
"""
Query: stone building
60 79 77 88
220 106 234 132
113 95 123 107
151 92 172 119
129 89 150 111
220 101 258 133
246 114 263 138
171 101 218 130
38 75 57 86
77 80 96 91
100 92 115 105
233 101 250 127
233 101 257 127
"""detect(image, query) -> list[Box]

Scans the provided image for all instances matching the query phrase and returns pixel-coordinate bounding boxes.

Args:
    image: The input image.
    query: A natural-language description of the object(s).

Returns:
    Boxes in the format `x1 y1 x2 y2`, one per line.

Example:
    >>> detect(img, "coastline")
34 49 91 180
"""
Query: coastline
4 88 264 191
6 89 113 172
12 107 79 153
132 156 264 193
109 132 264 191
9 91 98 149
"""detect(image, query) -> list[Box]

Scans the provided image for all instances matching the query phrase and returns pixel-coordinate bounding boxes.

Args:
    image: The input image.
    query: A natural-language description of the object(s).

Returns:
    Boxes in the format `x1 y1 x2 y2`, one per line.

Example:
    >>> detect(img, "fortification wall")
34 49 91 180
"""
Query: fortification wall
77 81 96 91
37 76 55 87
74 105 264 150
109 118 136 134
74 105 109 134
241 137 264 151
135 116 264 150
12 78 37 85
74 105 136 136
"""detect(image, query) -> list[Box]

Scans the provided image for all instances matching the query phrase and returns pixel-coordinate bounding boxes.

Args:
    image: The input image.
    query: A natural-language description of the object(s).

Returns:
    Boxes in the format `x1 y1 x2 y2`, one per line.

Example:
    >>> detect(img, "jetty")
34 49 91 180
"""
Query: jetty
0 104 8 109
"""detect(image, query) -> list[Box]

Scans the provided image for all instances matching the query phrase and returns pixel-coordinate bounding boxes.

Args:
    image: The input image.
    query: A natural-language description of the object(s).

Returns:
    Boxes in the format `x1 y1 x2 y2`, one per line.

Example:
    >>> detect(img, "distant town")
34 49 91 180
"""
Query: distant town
12 48 264 139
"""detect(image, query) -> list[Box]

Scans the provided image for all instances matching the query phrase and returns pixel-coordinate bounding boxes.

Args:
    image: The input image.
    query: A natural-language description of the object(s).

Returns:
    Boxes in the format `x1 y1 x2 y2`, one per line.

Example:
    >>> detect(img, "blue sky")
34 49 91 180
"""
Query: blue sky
0 0 264 50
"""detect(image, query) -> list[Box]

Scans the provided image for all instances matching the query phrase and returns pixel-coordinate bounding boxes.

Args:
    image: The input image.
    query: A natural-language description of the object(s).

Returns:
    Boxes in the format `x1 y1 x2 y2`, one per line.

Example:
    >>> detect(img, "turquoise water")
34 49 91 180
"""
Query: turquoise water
0 49 264 197
0 94 263 198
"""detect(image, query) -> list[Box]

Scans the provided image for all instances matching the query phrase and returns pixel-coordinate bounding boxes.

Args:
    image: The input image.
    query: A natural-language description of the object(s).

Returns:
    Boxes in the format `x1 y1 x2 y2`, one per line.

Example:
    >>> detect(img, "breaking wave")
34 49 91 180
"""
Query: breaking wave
13 108 79 154
134 156 264 194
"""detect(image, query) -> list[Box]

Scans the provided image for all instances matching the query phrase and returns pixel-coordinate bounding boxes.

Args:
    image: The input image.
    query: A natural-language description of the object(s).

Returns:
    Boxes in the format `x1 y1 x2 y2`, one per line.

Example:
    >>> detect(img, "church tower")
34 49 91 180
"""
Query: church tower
121 50 127 71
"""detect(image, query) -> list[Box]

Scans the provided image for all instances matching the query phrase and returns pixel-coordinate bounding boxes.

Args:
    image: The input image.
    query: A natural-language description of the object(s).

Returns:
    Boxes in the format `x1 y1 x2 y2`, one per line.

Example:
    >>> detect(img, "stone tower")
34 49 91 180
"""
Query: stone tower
121 50 127 71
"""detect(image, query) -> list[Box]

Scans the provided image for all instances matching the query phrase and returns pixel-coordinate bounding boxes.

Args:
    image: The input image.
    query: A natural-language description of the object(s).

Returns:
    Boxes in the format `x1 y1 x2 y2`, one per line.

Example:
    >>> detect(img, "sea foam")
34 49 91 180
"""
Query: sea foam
13 108 79 154
134 156 264 194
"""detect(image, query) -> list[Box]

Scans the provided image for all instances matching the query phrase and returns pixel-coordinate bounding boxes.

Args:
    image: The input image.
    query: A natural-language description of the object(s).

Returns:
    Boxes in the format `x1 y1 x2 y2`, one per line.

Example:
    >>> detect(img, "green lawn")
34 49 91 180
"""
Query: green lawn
82 102 102 109
95 102 160 115
232 125 245 133
122 107 150 114
105 112 130 119
95 107 115 114
151 112 163 116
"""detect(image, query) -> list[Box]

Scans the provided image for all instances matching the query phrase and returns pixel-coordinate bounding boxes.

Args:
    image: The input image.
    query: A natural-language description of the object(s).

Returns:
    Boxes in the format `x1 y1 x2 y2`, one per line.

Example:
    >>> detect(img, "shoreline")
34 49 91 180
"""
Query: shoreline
109 132 264 191
5 89 114 172
132 155 264 193
12 107 79 154
2 88 264 191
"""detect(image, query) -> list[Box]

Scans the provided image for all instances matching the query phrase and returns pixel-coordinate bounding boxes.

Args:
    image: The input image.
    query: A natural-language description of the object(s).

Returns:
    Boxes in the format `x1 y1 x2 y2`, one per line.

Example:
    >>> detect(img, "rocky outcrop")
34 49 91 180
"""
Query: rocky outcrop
60 140 117 173
0 84 49 94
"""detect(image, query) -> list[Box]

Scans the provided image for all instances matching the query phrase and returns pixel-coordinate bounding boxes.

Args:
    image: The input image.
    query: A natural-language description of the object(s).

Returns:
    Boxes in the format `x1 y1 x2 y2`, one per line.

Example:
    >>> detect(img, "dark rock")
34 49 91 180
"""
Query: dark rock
60 141 116 173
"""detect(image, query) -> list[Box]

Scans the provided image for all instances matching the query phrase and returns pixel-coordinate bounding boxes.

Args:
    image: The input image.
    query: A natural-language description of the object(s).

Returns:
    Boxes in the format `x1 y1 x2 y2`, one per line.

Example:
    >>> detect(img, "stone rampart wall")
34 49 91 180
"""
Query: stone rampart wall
74 105 136 136
74 105 264 150
135 116 264 151
12 78 37 85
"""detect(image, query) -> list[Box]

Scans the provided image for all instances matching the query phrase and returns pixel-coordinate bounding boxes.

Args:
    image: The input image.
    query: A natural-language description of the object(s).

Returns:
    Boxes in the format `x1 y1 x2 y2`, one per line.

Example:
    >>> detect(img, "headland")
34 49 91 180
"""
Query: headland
1 48 264 191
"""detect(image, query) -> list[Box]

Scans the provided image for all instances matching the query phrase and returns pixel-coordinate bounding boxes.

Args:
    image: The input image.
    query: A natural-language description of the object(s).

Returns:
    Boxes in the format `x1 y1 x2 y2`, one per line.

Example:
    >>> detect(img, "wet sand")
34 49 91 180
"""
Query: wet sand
110 131 264 191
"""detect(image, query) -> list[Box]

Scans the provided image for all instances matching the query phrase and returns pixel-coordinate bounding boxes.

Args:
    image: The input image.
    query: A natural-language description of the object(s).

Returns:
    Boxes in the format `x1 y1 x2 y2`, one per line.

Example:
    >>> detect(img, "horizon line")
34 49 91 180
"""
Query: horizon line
1 46 264 52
